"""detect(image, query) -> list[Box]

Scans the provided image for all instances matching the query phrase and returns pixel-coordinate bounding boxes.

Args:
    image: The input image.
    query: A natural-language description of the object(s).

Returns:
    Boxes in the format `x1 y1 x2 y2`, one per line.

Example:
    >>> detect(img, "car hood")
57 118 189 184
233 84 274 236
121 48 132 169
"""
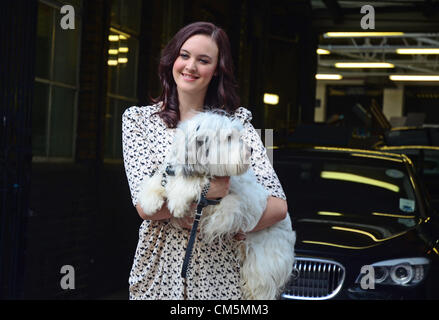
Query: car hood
292 213 422 257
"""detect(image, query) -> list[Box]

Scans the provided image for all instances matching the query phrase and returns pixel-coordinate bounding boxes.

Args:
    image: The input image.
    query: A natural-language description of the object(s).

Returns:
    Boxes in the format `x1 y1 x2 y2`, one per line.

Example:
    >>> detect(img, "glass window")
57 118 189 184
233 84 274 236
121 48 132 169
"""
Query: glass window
105 0 141 160
110 0 141 34
35 4 53 79
49 86 76 157
274 154 419 231
33 0 81 160
32 82 50 156
53 9 80 85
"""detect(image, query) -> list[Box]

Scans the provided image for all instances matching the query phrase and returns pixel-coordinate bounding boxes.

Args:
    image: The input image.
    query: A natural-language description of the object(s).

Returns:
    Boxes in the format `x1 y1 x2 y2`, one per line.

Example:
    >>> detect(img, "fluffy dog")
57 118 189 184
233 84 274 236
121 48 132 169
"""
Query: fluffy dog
137 110 296 300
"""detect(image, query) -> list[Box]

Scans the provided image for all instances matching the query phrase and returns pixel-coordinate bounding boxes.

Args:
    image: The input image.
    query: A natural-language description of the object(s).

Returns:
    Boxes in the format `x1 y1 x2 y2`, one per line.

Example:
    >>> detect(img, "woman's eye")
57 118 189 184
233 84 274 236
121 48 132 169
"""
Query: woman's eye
180 53 189 59
199 59 209 64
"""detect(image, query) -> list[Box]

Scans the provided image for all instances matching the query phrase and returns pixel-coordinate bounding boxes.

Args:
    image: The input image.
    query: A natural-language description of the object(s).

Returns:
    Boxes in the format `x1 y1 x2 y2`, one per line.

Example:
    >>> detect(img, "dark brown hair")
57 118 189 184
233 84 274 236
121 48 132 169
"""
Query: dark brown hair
152 21 240 128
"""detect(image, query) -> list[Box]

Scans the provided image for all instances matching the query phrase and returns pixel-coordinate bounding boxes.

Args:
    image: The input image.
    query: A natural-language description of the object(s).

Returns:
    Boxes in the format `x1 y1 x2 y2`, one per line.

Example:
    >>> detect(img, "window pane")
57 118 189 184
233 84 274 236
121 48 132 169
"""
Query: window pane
49 86 75 157
118 37 138 97
32 82 50 156
104 99 124 159
111 0 141 33
107 37 138 98
53 11 80 85
110 0 121 26
119 0 141 33
104 98 116 159
35 3 53 79
114 101 123 158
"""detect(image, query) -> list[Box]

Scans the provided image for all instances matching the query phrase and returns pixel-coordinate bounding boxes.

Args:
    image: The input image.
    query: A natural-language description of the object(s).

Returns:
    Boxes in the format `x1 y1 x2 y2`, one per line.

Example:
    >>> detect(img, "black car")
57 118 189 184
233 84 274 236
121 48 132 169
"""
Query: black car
273 146 439 300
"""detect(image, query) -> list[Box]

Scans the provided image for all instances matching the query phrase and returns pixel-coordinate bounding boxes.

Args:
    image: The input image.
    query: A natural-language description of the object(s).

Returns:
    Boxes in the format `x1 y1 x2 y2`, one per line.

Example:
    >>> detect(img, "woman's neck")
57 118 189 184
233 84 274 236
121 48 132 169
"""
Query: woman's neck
178 91 205 122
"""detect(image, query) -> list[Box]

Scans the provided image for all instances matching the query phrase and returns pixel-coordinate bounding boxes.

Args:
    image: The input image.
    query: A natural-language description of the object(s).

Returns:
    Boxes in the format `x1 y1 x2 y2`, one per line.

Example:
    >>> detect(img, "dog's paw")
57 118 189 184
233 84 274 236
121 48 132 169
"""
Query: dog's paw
137 174 166 215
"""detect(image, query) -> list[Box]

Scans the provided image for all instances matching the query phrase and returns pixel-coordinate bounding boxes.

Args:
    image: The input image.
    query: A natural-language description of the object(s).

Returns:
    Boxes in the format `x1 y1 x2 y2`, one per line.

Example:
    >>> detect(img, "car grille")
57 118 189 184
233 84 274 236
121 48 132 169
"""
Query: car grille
281 257 346 300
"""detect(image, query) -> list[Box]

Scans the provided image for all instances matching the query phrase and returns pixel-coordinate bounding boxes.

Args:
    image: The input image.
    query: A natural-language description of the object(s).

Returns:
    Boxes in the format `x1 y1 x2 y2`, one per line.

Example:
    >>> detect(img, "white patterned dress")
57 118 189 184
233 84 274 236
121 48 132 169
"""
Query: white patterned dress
122 103 286 300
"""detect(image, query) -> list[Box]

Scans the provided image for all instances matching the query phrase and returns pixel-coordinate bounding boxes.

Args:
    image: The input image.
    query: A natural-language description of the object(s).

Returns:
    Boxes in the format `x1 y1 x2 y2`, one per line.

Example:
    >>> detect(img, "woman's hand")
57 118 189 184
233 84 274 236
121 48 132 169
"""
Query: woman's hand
205 176 230 199
176 177 230 229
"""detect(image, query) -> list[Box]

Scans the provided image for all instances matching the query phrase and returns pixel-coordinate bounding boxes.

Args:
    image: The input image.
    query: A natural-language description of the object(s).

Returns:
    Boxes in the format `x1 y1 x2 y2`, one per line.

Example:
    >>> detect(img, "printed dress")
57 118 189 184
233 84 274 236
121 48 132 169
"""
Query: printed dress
122 103 286 300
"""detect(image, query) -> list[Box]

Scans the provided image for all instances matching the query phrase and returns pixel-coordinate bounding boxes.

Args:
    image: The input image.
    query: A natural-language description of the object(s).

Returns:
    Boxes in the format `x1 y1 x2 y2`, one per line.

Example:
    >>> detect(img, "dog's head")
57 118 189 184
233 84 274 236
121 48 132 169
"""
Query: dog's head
168 110 252 177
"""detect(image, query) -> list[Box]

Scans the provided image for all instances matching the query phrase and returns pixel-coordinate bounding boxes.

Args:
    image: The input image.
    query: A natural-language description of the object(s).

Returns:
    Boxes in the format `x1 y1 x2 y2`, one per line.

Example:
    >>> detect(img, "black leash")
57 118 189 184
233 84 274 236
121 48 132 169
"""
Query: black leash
181 182 220 278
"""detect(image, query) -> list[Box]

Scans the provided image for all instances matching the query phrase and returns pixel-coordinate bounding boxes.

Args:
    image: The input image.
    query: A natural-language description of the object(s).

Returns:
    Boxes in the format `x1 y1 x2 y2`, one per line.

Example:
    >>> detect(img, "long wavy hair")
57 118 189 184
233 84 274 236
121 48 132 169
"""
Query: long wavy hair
152 21 240 128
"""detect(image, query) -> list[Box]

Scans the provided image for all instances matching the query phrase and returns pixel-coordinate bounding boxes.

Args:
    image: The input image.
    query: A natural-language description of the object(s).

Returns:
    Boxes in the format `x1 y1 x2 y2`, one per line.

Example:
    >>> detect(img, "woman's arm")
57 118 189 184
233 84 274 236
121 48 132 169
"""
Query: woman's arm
135 176 231 222
249 196 287 232
135 202 172 221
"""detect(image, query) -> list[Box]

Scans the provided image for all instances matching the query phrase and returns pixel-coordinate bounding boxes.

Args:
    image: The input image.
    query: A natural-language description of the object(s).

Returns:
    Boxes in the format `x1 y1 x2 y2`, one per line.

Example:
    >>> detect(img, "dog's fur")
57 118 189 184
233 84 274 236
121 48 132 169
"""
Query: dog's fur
138 111 296 300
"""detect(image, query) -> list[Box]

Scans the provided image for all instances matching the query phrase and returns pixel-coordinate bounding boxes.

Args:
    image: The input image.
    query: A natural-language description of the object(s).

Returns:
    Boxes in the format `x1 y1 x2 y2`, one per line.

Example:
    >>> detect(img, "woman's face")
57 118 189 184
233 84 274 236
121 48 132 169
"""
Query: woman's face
172 34 219 97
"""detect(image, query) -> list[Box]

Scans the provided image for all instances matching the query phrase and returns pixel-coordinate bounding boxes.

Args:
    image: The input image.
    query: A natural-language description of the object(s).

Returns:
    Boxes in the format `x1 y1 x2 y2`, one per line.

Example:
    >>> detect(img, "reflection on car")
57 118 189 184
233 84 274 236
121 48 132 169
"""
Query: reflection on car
274 146 439 300
377 146 439 213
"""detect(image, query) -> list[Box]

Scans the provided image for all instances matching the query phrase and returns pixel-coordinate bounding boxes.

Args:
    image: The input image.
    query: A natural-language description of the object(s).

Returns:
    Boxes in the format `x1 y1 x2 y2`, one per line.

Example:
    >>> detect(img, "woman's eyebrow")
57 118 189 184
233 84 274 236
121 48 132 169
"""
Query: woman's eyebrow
181 49 212 60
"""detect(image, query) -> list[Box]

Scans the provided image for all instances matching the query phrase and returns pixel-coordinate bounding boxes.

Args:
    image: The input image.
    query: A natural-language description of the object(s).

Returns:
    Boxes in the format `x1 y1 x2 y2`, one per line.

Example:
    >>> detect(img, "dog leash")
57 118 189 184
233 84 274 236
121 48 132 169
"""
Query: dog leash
159 165 220 278
181 181 220 278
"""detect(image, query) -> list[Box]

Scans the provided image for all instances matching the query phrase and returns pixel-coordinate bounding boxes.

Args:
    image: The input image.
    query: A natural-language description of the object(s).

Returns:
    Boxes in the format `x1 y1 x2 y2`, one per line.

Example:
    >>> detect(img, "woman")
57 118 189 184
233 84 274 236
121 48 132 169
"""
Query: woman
122 21 288 300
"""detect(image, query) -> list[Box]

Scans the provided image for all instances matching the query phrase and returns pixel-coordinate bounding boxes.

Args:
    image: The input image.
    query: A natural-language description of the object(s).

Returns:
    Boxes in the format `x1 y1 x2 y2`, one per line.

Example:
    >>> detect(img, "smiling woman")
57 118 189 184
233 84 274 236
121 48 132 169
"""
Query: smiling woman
123 21 289 300
152 21 240 128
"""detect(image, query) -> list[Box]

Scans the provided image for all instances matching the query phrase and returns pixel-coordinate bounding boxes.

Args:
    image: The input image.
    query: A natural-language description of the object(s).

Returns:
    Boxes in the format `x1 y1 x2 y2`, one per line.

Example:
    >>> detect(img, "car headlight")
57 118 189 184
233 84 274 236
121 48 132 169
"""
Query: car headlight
356 257 429 287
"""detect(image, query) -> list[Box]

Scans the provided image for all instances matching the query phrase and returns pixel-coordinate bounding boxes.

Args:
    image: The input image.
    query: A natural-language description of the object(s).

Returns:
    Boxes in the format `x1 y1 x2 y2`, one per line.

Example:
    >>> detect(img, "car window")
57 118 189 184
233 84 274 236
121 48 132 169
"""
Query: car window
274 154 419 229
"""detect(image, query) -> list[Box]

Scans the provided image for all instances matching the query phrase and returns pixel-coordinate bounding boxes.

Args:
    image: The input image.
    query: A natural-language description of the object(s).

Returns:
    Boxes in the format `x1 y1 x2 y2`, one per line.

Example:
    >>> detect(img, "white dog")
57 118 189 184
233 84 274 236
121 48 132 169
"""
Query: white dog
138 110 296 300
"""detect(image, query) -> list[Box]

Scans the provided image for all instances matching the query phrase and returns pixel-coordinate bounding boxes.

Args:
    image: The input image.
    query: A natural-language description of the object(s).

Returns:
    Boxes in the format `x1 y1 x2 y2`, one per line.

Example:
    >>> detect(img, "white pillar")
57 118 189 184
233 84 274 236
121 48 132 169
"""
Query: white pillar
314 82 326 122
383 86 404 121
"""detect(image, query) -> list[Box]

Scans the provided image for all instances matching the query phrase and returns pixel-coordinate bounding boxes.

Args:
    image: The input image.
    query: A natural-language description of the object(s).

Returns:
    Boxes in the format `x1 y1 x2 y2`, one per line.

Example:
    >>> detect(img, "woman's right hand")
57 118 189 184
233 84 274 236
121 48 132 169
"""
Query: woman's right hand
205 176 230 199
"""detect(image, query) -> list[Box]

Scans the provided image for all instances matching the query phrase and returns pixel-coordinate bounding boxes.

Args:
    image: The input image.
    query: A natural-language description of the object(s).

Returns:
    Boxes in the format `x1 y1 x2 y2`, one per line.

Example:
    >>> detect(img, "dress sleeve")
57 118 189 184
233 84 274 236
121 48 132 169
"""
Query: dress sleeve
233 107 287 200
122 106 156 207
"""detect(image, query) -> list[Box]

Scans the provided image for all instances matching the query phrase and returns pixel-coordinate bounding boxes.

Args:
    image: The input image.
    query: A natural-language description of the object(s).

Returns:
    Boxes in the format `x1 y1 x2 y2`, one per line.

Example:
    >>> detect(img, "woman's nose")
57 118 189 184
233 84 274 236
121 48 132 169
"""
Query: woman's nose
185 59 196 71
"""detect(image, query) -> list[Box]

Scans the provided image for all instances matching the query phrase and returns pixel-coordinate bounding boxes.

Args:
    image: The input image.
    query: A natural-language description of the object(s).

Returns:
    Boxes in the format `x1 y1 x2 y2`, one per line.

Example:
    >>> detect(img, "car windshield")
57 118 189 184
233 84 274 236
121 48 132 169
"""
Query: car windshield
274 152 421 228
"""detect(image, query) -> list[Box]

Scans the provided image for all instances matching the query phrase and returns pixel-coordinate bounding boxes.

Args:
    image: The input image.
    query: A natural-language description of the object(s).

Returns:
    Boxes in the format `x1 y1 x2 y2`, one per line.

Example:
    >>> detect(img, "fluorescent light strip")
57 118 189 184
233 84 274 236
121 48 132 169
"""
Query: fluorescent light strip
335 62 394 68
390 75 439 81
315 74 343 80
396 48 439 54
108 35 119 42
263 93 279 105
321 171 400 192
325 32 404 38
317 48 330 55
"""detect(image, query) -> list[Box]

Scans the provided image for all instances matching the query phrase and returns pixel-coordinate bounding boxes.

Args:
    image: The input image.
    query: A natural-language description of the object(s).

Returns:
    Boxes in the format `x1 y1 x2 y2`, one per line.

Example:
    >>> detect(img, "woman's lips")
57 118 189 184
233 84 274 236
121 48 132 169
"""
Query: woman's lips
181 73 199 81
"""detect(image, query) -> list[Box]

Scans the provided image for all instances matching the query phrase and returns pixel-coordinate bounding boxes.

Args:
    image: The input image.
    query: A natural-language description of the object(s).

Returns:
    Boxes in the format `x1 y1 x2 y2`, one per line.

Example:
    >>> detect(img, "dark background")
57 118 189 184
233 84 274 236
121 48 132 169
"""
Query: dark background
2 0 439 299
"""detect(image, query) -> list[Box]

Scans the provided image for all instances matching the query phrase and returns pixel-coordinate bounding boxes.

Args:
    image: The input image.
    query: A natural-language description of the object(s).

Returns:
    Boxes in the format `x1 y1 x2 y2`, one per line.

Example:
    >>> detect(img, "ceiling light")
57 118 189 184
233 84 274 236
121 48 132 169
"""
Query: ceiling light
390 75 439 81
108 34 119 42
316 74 343 80
325 32 404 38
107 59 118 66
396 48 439 54
118 46 129 53
263 93 279 105
335 62 394 68
317 48 330 55
118 57 128 64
